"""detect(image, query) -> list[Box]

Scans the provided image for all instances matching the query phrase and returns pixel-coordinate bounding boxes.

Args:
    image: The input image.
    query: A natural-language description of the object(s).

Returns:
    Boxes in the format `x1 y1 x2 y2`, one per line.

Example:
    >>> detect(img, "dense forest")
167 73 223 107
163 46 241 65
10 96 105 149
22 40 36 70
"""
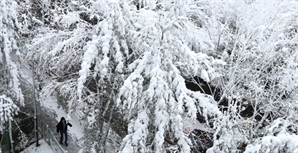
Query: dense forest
1 0 298 152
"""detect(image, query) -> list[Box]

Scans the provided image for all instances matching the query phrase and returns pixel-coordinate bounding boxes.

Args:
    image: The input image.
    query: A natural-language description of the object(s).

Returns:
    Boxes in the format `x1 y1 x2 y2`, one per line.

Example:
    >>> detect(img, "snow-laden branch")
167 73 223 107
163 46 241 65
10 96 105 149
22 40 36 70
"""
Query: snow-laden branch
0 95 19 131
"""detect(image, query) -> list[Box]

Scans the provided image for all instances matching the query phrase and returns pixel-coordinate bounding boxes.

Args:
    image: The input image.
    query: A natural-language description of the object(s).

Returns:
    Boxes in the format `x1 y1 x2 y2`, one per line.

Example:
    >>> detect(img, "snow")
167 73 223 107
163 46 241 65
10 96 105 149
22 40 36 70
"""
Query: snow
9 0 298 152
41 95 84 140
21 139 53 153
77 36 99 103
0 95 19 131
201 69 210 82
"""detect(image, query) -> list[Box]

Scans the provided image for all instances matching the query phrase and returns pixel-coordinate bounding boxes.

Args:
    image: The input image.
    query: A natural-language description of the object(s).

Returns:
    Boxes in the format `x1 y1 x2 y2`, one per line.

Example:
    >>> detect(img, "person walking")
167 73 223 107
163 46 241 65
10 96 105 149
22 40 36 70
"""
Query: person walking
56 117 72 146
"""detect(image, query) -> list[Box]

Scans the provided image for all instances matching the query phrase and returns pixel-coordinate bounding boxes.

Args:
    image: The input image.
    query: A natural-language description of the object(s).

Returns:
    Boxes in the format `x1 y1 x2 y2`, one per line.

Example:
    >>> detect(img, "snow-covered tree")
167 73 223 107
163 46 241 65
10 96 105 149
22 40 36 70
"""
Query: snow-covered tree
26 0 128 152
26 0 224 152
77 0 134 152
26 0 92 105
205 0 298 152
115 0 224 152
0 96 19 131
0 0 24 131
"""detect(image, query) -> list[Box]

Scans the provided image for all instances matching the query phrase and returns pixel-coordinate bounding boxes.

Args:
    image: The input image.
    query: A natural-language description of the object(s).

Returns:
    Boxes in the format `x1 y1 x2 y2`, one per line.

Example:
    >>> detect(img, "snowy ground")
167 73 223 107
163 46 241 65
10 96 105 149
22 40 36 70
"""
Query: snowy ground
40 95 84 153
21 139 53 153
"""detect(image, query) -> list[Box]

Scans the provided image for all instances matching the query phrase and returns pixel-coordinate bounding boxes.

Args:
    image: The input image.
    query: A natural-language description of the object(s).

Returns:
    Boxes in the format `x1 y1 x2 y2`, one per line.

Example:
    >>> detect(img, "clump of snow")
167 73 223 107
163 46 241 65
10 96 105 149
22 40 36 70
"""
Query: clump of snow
201 69 210 82
77 35 99 102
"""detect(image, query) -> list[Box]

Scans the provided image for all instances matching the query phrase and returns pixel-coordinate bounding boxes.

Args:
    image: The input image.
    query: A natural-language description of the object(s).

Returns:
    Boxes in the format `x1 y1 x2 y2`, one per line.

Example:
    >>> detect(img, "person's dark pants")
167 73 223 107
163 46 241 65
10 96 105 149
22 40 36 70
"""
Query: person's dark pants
60 131 68 144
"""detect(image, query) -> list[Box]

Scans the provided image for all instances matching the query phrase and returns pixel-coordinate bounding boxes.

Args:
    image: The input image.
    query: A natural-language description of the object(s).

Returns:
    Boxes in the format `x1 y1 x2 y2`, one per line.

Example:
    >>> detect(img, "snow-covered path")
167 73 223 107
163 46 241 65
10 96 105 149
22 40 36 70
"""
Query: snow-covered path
41 95 84 153
21 139 53 153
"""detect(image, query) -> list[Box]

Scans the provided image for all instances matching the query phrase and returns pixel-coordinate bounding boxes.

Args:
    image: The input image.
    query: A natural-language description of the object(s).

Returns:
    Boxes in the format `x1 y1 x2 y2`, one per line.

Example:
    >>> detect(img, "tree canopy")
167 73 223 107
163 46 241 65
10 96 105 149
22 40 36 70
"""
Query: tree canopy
1 0 298 152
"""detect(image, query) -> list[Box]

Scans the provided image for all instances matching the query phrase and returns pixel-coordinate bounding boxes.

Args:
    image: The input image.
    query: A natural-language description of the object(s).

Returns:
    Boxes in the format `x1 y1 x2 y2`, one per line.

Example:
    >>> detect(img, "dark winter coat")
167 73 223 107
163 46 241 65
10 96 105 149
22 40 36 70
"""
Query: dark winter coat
56 118 72 133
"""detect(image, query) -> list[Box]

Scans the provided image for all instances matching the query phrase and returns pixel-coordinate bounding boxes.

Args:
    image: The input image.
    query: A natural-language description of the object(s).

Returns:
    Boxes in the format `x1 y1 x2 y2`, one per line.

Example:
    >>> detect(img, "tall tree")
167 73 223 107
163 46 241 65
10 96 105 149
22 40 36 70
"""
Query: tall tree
0 0 24 131
77 0 134 152
116 0 223 152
